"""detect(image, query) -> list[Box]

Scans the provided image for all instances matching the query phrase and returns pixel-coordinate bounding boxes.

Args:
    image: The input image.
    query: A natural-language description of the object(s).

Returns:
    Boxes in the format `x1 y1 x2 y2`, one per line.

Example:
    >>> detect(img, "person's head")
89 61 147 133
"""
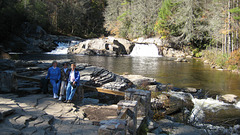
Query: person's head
52 61 58 68
71 62 76 71
63 63 68 69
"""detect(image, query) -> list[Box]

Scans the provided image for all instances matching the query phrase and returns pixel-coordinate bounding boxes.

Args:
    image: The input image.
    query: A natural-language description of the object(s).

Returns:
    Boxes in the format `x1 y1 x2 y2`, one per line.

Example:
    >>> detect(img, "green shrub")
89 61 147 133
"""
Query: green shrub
192 48 202 58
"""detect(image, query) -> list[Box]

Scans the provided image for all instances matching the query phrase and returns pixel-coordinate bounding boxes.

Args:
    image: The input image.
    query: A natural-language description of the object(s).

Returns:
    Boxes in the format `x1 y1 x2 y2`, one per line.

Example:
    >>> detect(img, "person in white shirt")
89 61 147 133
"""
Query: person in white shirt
65 62 80 103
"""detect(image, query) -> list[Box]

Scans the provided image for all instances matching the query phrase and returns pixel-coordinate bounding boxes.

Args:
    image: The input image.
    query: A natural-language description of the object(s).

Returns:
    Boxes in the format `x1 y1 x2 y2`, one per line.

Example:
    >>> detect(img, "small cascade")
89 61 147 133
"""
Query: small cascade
46 41 80 54
130 43 160 57
167 91 240 134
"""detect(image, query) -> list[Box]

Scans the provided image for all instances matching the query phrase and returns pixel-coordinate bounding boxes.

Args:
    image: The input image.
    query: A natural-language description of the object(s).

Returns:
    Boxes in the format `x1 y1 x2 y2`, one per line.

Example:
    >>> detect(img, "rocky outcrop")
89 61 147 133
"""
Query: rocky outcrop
80 66 132 91
2 22 82 54
68 37 133 56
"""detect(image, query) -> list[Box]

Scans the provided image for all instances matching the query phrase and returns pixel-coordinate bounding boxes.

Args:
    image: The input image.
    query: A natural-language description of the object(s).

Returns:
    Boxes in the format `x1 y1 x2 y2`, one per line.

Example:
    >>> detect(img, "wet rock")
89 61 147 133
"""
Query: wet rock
122 74 156 86
183 87 198 93
158 119 207 135
175 58 188 62
219 94 238 104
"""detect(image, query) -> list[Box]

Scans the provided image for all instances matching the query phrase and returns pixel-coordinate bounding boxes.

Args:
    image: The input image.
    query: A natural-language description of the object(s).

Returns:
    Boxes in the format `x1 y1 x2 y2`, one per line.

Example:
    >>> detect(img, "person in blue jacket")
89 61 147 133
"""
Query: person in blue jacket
65 62 80 103
46 61 61 99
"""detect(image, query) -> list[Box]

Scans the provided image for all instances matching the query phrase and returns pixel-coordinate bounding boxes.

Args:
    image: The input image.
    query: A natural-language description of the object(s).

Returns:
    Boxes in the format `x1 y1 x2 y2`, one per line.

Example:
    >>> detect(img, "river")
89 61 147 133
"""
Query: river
18 54 240 97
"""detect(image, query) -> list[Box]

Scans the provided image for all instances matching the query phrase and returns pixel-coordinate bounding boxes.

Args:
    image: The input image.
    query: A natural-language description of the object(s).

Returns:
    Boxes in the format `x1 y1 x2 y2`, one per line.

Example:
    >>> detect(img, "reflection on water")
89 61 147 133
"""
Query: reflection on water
18 54 240 97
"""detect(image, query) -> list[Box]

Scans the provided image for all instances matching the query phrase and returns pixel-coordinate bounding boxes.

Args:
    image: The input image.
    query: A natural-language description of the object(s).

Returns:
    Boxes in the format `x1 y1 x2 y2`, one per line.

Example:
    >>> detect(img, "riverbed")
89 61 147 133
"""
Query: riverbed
17 54 240 97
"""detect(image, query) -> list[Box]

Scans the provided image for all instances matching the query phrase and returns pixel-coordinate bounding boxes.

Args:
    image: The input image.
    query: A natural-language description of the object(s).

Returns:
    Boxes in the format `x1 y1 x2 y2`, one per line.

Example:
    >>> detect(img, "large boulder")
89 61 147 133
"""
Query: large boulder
80 66 132 91
219 94 238 104
151 92 194 115
68 37 133 56
121 74 156 87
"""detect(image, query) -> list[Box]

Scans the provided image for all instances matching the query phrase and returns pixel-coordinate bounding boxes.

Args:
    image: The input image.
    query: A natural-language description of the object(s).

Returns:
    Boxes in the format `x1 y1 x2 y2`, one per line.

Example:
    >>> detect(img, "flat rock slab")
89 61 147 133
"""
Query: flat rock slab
84 105 118 121
0 94 100 135
0 105 15 119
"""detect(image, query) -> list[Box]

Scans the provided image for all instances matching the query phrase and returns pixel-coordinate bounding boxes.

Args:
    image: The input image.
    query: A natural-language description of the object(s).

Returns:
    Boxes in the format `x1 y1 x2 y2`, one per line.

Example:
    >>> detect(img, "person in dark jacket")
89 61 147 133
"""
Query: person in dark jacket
59 63 70 101
46 61 61 99
65 62 80 103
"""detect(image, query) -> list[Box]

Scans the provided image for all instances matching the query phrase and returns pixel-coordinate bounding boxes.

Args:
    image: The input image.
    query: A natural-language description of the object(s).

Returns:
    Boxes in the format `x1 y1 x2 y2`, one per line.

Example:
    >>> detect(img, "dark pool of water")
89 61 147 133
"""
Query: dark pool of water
17 54 240 97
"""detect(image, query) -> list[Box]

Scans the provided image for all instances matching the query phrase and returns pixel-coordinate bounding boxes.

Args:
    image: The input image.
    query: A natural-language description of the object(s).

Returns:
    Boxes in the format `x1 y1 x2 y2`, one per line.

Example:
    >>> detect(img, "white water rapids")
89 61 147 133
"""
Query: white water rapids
168 91 240 134
46 41 80 54
130 43 160 57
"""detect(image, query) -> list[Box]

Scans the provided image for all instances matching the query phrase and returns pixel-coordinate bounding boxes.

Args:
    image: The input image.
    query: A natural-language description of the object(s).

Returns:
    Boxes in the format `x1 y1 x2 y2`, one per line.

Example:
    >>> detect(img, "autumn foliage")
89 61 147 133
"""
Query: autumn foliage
227 48 240 70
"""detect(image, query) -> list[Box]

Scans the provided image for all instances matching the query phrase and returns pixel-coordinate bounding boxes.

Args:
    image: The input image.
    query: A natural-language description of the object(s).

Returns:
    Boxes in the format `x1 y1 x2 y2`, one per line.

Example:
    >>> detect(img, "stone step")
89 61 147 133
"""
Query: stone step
0 105 15 120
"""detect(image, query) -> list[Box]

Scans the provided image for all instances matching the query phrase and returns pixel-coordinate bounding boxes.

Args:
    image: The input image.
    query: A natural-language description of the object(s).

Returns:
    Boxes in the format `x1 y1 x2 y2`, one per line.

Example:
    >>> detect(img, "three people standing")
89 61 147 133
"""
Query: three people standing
46 61 80 103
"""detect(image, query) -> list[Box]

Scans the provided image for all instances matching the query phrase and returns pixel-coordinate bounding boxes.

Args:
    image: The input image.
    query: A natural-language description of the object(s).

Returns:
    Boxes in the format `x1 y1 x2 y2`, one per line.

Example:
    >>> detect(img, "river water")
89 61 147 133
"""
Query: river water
18 54 240 97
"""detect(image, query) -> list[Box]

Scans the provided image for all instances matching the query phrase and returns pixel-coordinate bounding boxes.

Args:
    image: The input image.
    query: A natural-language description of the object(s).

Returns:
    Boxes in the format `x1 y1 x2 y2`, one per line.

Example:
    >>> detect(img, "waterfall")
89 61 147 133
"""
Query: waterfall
46 41 79 54
130 43 160 57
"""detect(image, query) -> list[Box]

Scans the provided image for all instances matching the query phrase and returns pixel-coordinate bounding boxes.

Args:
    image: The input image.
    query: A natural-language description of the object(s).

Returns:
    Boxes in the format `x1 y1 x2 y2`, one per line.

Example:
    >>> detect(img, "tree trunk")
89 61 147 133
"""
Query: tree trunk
236 0 239 49
228 0 231 54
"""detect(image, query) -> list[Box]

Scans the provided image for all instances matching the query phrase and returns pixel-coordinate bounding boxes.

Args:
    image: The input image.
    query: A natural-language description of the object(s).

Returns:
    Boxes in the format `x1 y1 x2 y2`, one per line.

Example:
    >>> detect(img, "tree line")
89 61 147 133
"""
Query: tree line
0 0 106 41
0 0 239 56
105 0 240 55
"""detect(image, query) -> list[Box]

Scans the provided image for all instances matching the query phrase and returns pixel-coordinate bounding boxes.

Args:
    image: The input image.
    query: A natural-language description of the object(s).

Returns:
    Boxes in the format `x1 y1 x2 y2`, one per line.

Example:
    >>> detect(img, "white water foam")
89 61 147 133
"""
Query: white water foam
235 101 240 109
190 98 230 123
130 43 160 57
46 41 80 54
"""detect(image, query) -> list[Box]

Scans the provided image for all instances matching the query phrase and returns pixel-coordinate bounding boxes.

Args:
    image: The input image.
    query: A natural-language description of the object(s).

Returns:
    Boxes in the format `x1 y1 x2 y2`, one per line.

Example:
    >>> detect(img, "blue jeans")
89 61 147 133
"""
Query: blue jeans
50 79 60 95
66 82 77 101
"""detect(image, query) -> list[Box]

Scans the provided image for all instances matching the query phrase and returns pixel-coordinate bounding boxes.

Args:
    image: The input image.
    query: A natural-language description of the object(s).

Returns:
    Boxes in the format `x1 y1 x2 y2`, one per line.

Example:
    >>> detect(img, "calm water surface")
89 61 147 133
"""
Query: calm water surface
19 54 240 97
